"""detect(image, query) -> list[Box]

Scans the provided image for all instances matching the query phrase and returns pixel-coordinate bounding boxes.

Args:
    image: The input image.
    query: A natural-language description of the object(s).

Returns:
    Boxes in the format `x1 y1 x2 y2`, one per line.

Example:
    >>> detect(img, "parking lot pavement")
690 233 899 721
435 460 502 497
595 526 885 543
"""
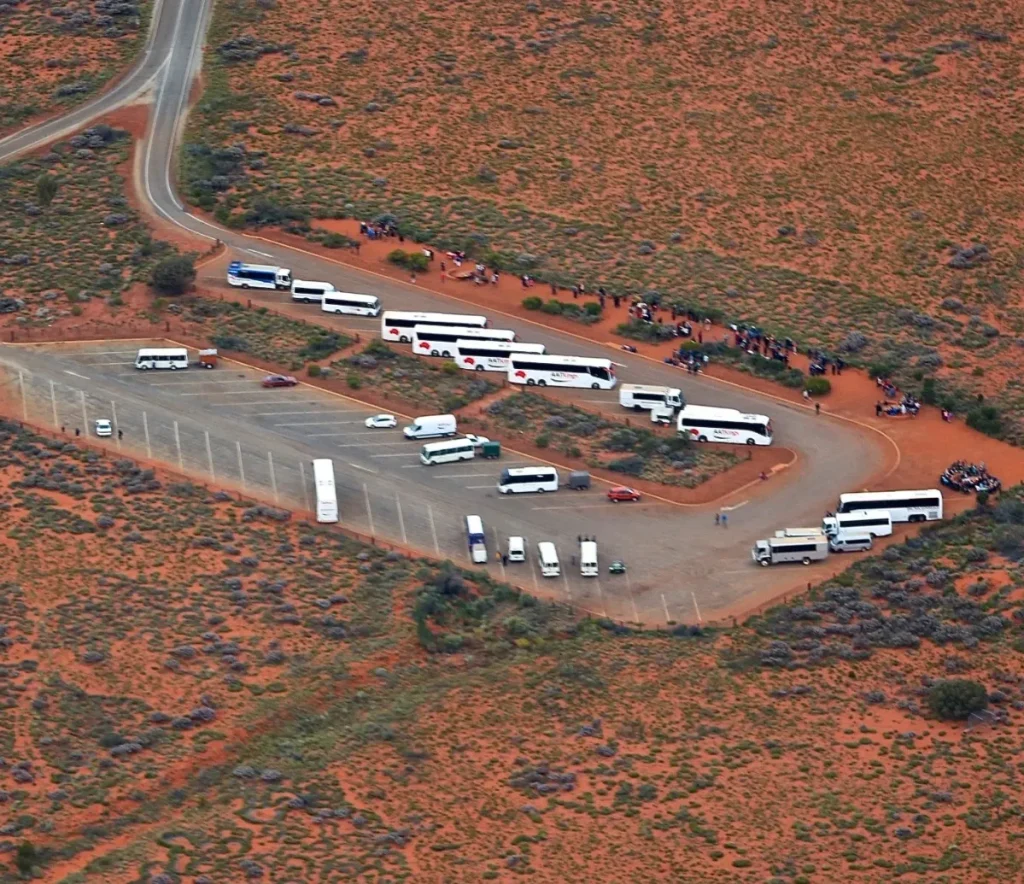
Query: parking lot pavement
2 343 694 620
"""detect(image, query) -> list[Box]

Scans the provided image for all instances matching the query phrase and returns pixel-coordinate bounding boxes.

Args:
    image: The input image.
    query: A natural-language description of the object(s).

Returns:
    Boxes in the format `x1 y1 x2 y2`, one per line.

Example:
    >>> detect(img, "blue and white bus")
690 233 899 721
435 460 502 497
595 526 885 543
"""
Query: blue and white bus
465 514 488 564
227 261 292 290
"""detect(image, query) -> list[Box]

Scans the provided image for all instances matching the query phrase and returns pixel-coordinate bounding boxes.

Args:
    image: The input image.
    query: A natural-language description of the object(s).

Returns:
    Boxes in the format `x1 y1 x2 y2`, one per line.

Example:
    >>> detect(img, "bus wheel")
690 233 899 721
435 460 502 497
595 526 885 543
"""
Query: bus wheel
760 559 770 567
475 365 484 371
802 557 811 565
591 383 600 389
538 379 547 386
170 365 177 371
431 350 440 357
634 405 642 411
746 438 755 445
400 336 410 343
241 283 250 289
526 379 536 386
698 435 708 443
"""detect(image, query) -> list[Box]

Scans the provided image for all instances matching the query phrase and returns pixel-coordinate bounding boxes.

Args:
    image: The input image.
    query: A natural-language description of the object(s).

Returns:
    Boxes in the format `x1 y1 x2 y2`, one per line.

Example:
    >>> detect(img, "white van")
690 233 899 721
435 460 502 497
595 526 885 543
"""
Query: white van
537 542 560 577
619 384 683 412
507 536 526 563
774 528 823 538
421 438 475 466
752 534 829 566
822 510 893 538
579 540 598 578
403 414 457 439
291 279 334 303
828 533 874 553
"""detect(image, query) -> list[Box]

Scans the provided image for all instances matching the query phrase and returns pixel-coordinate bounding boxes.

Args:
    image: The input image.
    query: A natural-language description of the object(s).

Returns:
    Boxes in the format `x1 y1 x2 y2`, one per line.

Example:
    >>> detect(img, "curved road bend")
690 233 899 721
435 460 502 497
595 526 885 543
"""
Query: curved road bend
0 0 891 619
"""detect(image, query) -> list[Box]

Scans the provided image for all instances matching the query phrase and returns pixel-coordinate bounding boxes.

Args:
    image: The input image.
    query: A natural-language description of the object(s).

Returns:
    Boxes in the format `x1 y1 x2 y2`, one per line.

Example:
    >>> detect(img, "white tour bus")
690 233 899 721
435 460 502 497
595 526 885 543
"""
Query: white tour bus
619 384 683 412
775 527 824 539
752 534 829 567
381 311 487 343
227 261 291 290
498 466 560 494
508 354 617 390
579 539 598 578
312 458 338 524
677 404 773 446
822 510 893 538
291 279 334 303
322 291 381 317
420 438 476 466
537 541 560 577
135 347 189 370
412 325 516 358
454 340 546 372
837 489 943 523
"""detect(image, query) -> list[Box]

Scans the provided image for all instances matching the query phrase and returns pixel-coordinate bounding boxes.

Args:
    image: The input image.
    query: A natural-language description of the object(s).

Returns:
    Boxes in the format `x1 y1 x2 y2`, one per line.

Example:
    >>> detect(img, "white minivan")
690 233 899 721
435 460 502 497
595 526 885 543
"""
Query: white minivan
579 539 598 578
404 414 457 439
291 279 334 303
537 542 560 577
507 536 526 563
828 533 874 553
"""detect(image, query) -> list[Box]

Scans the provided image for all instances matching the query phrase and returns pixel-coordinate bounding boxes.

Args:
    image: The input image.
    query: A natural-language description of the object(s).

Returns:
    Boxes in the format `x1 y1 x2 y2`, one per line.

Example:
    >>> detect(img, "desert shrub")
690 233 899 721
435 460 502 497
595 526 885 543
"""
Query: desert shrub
584 302 602 316
347 373 362 389
607 455 644 476
36 173 60 207
387 249 429 272
803 377 832 395
149 255 196 295
210 334 249 352
322 232 356 248
535 433 550 449
927 679 987 720
16 840 36 876
522 296 543 310
966 404 1002 437
307 364 322 377
616 320 676 342
921 377 937 405
364 338 398 359
298 332 346 361
244 198 310 227
541 300 564 315
441 360 458 375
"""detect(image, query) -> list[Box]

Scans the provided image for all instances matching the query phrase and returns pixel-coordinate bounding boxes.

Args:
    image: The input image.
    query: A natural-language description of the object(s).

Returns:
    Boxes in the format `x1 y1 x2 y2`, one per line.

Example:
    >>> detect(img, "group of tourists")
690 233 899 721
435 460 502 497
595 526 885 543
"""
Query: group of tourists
732 325 796 365
941 461 1001 494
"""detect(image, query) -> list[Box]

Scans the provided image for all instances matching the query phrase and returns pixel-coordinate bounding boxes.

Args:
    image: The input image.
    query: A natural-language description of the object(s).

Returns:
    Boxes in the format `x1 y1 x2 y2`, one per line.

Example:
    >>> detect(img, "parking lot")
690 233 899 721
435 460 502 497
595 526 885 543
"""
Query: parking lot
0 340 727 623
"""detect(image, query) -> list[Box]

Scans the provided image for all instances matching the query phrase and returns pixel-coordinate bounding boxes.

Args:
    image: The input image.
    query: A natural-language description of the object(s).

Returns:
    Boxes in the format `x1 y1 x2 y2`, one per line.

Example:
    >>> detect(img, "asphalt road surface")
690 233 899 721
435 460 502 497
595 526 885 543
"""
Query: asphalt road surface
0 0 895 621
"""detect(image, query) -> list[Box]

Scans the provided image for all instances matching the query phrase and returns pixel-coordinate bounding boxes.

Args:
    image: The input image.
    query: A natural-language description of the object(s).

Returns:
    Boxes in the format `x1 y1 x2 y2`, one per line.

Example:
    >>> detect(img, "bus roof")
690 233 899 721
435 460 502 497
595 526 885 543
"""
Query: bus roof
136 347 188 355
422 438 474 451
768 534 827 546
465 514 484 533
678 404 769 423
312 459 335 482
509 353 612 367
454 340 544 353
622 383 674 393
325 291 378 301
501 465 558 476
229 261 283 273
412 324 505 336
839 489 941 501
383 310 485 322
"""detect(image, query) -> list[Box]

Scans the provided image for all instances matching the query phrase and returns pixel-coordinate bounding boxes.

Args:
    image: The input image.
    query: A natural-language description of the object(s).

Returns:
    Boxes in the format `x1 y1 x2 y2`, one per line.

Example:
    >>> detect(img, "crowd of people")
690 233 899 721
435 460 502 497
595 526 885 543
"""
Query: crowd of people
873 375 922 417
941 461 1001 494
732 325 796 365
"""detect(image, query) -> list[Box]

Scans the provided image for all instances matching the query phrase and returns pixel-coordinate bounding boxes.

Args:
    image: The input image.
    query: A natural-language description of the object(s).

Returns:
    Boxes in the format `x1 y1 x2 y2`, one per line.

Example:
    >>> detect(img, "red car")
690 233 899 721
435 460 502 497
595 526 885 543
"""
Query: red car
607 486 641 503
262 374 298 388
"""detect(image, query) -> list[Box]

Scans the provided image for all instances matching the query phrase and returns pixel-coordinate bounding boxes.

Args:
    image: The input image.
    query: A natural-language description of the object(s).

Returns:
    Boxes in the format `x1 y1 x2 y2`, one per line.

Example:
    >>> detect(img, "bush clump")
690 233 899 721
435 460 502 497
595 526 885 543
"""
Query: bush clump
804 376 832 396
149 255 197 295
927 679 988 720
387 249 429 272
522 296 543 310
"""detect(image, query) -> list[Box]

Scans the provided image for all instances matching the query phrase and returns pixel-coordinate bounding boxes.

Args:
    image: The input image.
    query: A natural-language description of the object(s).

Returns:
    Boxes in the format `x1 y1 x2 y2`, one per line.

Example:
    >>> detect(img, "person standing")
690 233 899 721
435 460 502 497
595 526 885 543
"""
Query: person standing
721 512 729 528
815 402 821 415
715 512 720 526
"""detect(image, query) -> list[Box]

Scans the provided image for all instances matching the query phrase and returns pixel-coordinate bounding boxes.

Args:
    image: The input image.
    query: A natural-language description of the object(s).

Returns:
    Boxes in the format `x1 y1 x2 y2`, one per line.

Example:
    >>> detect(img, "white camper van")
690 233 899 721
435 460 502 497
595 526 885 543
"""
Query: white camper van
752 534 829 566
822 510 893 538
403 414 457 439
579 539 598 577
537 542 560 577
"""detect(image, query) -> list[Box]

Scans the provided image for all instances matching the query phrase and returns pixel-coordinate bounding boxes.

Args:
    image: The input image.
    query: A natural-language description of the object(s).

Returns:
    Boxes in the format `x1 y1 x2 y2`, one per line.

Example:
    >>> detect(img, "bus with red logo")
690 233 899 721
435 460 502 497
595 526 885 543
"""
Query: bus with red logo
453 340 545 372
676 404 773 446
507 353 617 390
380 311 487 343
411 324 516 358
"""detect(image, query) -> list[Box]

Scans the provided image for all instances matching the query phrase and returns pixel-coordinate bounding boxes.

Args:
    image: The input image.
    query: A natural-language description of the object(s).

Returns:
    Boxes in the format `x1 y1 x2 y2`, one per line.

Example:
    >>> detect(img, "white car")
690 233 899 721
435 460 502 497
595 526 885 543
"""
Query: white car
364 414 398 429
94 419 113 438
463 434 490 448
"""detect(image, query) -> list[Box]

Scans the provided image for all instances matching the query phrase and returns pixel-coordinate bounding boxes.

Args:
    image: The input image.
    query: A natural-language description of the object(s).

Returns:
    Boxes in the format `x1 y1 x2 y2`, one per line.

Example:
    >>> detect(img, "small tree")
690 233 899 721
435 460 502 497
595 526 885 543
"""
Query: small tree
803 377 832 396
149 255 196 295
927 679 988 720
36 174 60 207
15 840 37 875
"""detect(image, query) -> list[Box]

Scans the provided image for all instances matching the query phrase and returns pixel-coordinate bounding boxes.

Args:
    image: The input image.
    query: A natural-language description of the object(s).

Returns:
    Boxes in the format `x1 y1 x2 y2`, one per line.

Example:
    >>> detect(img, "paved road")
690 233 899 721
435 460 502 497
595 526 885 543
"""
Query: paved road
0 0 894 620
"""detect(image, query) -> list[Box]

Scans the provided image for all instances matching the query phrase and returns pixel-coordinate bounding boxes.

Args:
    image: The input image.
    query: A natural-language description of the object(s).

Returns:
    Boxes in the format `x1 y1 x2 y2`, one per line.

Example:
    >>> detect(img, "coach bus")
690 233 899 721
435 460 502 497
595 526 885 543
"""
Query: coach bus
676 404 773 446
836 489 943 523
498 466 560 494
227 261 292 290
412 325 516 358
380 311 487 343
507 353 617 390
312 458 338 523
454 340 546 372
135 347 190 370
321 291 381 317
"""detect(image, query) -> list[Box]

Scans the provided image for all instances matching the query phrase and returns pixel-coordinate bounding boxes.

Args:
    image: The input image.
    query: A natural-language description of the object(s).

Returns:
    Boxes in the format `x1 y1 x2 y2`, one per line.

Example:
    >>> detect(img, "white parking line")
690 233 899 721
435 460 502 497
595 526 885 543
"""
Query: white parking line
272 419 363 427
89 361 136 365
148 379 256 386
529 503 617 511
370 452 419 458
431 472 494 479
348 463 378 474
465 484 494 489
63 370 90 380
253 410 340 416
335 441 409 447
